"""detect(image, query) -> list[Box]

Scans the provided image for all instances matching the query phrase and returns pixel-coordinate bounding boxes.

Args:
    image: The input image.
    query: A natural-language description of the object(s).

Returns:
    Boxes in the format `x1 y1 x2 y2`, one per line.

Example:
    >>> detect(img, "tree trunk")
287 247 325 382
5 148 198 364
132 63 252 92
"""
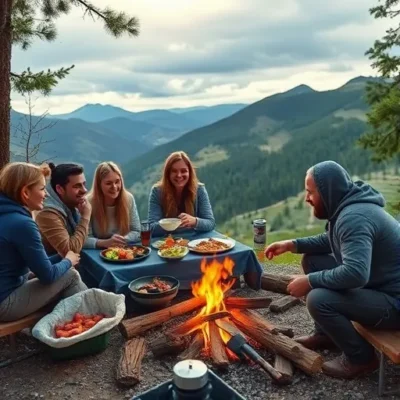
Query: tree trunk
0 0 12 169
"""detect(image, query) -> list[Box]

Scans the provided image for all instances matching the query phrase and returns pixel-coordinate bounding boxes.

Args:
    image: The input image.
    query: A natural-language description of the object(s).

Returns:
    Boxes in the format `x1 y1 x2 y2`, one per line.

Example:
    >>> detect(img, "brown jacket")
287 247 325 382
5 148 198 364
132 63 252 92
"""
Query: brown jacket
36 209 90 256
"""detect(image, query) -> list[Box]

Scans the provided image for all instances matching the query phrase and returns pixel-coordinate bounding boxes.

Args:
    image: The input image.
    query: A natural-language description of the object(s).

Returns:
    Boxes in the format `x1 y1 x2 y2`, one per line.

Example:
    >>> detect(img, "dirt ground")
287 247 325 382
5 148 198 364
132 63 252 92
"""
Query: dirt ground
1 265 400 400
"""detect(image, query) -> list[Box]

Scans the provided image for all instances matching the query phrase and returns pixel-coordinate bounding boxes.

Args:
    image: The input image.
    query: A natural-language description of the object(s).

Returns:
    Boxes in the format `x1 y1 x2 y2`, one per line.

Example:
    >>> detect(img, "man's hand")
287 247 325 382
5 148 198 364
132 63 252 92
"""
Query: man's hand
178 213 197 228
287 275 312 297
265 240 295 260
77 198 92 219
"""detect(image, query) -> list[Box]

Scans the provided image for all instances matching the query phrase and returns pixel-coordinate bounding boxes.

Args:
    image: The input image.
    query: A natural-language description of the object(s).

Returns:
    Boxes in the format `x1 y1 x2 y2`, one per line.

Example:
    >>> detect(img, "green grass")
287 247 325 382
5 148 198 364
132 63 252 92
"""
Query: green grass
220 173 400 265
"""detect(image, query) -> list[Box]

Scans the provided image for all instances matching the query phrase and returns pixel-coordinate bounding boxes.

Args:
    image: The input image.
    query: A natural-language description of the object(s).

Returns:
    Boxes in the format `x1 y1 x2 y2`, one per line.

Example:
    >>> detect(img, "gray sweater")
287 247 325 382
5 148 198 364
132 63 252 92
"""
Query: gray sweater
84 192 140 248
295 161 400 298
148 184 216 237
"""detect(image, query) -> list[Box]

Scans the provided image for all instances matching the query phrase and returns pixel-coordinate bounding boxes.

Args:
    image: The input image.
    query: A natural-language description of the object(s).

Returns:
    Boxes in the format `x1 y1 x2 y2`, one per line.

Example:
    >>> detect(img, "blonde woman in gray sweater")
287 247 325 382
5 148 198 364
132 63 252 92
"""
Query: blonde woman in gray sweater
84 162 140 249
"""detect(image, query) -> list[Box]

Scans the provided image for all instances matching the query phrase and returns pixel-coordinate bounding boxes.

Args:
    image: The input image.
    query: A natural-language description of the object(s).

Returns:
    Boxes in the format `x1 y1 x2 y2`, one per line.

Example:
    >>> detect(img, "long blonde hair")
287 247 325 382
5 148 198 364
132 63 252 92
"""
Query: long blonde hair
156 151 198 217
0 162 51 206
88 162 130 236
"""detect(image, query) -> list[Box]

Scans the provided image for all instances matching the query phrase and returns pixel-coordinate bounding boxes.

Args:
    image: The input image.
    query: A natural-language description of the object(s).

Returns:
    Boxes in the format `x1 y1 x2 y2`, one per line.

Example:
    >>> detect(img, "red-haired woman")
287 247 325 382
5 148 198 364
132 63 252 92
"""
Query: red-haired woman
84 161 140 248
148 151 215 236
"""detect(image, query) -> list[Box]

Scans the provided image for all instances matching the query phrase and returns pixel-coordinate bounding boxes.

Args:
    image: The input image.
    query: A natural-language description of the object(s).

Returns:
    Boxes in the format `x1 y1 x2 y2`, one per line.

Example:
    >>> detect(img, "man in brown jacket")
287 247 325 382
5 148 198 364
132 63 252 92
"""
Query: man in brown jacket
36 163 92 256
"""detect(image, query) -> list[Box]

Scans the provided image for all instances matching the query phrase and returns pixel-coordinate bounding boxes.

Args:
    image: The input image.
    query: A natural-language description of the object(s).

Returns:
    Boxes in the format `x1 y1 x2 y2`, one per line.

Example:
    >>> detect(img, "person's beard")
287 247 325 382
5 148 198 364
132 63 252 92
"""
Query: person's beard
313 201 329 220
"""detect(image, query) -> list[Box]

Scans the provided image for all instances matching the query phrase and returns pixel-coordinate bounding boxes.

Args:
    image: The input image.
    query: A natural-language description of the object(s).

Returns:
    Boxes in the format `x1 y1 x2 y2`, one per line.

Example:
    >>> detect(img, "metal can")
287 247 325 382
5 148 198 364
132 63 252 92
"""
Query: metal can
252 219 267 246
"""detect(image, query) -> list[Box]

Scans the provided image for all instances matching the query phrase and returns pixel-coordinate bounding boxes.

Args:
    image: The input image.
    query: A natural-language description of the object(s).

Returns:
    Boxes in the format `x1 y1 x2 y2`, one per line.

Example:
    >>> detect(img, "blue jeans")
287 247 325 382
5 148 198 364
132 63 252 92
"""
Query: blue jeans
302 254 400 364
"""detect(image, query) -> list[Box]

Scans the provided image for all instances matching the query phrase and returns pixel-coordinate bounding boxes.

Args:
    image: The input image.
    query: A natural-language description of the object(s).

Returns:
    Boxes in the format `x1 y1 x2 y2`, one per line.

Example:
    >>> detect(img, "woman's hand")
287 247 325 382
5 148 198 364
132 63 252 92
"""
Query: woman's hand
65 251 80 267
104 234 127 248
178 213 197 228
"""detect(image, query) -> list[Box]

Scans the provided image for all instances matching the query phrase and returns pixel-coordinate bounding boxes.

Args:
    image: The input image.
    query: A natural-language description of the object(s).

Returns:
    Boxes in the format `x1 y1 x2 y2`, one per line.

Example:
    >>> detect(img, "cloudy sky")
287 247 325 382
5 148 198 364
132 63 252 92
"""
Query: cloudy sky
11 0 389 114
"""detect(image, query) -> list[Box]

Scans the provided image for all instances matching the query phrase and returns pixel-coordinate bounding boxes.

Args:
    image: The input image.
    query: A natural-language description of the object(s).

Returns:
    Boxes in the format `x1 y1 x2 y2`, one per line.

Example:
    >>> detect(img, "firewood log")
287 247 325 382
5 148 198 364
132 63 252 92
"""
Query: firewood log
225 296 272 309
269 296 301 313
167 311 230 337
209 321 229 369
149 335 188 357
120 297 206 339
260 274 292 294
274 355 293 384
116 338 146 386
178 332 205 360
230 309 323 375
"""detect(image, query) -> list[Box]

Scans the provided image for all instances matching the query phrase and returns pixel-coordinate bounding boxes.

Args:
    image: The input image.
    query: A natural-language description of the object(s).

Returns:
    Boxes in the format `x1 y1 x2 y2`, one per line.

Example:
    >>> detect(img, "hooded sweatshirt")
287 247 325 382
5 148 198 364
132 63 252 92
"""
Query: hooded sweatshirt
0 194 71 304
294 161 400 297
35 185 90 256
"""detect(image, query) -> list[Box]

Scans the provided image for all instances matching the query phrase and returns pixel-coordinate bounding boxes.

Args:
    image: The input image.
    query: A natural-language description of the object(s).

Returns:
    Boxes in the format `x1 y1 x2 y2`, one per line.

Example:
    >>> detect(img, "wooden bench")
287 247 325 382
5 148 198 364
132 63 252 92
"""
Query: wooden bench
0 310 47 368
353 322 400 396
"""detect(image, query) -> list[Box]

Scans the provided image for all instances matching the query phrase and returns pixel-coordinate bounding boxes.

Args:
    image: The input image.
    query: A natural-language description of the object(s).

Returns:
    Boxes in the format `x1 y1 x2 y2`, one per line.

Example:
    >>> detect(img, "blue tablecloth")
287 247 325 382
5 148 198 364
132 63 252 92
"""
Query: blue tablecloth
80 231 263 294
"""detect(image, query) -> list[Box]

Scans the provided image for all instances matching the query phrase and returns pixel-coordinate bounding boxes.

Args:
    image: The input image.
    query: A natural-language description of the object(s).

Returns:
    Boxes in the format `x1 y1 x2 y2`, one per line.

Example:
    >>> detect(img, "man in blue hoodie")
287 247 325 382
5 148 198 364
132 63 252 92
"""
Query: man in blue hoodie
265 161 400 379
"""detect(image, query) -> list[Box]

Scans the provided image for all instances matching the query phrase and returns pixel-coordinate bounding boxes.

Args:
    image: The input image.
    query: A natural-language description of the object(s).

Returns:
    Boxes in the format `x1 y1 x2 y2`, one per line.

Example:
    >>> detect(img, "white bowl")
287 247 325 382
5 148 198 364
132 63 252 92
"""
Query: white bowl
159 218 181 231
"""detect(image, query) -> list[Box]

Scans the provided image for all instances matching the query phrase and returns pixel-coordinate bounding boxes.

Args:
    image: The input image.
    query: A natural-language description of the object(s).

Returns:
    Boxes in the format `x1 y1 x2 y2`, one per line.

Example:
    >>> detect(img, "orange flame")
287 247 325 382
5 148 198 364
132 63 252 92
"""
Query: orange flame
191 257 236 347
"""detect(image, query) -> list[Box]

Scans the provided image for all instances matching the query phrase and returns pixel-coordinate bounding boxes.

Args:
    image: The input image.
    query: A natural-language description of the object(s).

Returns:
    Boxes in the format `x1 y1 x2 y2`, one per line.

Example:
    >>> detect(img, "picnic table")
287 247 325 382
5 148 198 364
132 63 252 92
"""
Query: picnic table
79 231 263 295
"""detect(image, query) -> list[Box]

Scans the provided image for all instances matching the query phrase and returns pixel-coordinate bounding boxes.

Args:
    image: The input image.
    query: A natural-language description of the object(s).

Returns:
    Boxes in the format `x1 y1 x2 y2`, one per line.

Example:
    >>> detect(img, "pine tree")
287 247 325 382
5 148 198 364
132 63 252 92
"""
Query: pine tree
0 0 140 168
358 1 400 161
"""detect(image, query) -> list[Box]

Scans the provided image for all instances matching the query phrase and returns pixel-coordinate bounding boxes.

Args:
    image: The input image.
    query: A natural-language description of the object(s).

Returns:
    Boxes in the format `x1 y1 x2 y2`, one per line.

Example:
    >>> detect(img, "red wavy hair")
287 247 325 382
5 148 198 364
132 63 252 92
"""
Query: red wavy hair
156 151 198 217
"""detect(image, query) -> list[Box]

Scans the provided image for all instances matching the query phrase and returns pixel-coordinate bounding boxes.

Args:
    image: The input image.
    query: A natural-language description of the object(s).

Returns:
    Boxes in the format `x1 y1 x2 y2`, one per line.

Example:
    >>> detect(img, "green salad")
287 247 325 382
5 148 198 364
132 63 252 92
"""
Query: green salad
160 246 187 258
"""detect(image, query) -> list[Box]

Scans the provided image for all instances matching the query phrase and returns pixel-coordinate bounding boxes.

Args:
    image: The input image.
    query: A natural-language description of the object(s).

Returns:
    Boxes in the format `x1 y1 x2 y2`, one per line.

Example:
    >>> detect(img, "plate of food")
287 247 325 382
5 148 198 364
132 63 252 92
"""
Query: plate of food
187 237 235 254
100 245 151 263
152 234 189 250
157 245 189 260
128 275 180 308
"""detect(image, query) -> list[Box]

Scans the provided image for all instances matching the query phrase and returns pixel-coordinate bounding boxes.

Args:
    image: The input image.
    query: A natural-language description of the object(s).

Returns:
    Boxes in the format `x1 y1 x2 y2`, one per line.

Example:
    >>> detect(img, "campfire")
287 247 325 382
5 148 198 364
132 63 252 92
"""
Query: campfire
117 259 324 387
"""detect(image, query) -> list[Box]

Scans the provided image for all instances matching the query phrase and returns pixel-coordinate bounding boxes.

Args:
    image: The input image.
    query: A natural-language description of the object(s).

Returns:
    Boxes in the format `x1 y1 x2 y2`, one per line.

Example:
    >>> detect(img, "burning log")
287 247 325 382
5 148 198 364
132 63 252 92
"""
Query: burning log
149 335 188 357
120 297 206 339
216 319 244 337
225 296 272 309
261 273 292 294
269 296 301 313
116 338 146 386
167 311 230 337
274 355 294 384
230 309 323 375
178 332 205 360
209 321 229 369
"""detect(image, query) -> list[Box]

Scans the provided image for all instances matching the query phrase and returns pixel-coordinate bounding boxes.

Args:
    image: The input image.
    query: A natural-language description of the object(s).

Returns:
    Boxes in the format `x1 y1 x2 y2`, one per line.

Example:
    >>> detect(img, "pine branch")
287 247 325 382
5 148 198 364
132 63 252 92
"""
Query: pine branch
11 65 75 95
71 0 140 37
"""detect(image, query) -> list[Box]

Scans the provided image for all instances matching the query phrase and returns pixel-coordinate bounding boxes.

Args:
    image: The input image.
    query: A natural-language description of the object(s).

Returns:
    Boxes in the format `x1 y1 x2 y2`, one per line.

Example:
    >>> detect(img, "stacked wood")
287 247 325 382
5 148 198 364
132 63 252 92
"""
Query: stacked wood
149 335 187 357
167 311 230 337
178 332 204 360
269 296 301 313
225 296 272 309
230 309 323 375
261 274 292 294
209 321 229 369
120 296 206 339
274 355 294 384
116 338 146 386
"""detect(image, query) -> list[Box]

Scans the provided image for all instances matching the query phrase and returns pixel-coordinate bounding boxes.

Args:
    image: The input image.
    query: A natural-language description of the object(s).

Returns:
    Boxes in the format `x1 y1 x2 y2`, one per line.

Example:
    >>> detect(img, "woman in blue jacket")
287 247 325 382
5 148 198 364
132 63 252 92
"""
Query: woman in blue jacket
148 151 216 237
0 162 87 322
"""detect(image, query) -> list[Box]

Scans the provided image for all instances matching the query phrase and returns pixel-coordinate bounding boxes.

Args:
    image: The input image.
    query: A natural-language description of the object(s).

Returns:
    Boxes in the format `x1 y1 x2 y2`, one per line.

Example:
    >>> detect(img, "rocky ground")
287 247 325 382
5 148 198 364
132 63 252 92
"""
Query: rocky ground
1 264 400 400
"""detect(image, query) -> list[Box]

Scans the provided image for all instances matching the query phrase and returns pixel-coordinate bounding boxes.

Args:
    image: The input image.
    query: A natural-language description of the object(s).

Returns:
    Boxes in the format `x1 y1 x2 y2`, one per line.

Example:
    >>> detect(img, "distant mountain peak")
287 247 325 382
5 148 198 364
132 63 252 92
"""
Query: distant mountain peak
281 84 315 97
343 75 383 86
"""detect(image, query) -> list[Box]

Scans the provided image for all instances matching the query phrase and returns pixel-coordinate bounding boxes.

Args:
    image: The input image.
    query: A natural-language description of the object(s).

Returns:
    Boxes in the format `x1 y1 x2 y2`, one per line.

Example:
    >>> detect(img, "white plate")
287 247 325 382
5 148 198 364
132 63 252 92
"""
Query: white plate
187 237 235 254
157 246 189 260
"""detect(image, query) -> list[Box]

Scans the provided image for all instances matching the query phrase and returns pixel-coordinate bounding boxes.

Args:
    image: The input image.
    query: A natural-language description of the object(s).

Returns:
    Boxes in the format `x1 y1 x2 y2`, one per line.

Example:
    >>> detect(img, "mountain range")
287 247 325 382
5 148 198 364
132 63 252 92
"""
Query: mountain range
10 103 248 176
122 76 381 223
10 76 381 225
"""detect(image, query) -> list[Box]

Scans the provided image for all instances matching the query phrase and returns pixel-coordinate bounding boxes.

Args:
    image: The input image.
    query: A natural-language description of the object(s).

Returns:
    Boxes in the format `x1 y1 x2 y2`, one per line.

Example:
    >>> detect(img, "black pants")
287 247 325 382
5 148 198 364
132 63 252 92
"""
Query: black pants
302 254 400 364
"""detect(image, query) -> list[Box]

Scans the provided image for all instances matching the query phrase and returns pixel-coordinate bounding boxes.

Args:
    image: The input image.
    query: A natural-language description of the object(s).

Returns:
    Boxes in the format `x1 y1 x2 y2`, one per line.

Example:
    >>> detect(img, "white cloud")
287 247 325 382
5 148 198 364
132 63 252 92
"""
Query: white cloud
10 0 389 114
